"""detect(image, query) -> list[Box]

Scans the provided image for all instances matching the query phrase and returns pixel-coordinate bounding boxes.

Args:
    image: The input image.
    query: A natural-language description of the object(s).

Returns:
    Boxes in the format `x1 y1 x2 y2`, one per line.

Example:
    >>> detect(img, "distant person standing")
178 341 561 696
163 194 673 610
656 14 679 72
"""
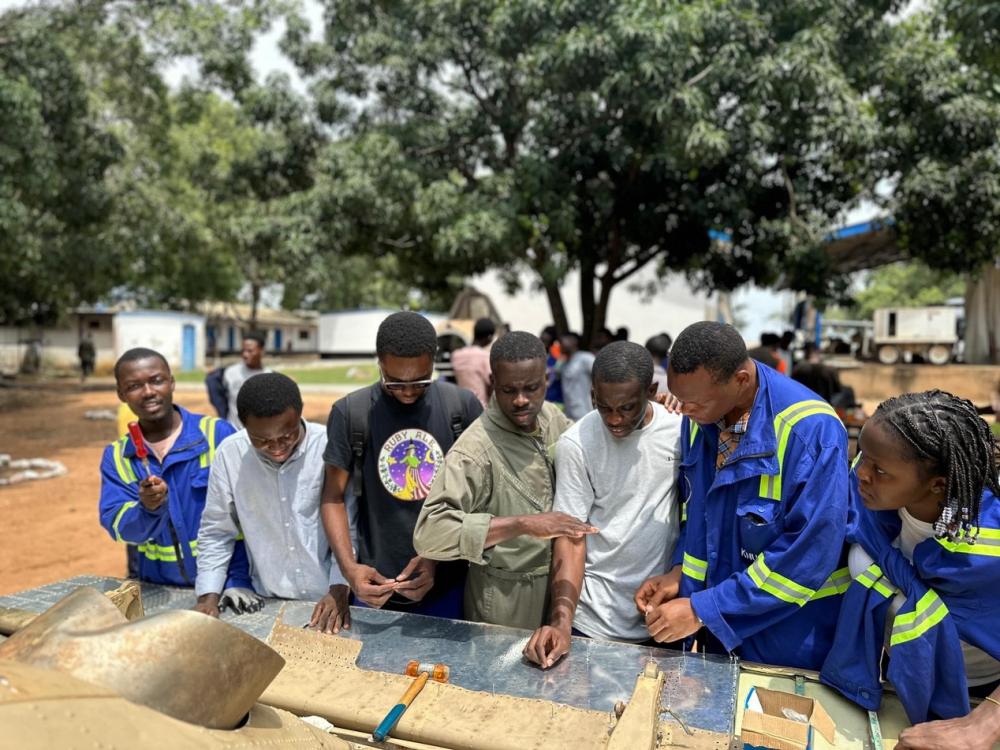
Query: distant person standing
78 334 96 383
559 332 596 420
223 331 270 430
451 318 495 408
792 343 845 404
748 332 785 373
540 326 563 405
645 333 672 396
592 327 615 352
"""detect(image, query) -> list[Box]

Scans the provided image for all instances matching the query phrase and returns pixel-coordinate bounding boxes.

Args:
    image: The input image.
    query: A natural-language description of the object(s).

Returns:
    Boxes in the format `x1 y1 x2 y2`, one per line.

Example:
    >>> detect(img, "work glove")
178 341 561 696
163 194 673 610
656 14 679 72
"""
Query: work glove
220 587 264 614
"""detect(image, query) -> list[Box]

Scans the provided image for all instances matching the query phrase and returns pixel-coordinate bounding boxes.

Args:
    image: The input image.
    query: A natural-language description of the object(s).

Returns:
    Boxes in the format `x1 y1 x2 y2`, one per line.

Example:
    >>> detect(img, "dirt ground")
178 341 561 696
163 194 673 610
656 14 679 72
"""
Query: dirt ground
0 383 344 596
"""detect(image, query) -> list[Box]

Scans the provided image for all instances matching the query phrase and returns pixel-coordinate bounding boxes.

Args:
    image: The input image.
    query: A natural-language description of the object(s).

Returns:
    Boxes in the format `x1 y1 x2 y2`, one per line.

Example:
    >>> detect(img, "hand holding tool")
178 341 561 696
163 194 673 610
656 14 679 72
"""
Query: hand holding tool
127 421 152 479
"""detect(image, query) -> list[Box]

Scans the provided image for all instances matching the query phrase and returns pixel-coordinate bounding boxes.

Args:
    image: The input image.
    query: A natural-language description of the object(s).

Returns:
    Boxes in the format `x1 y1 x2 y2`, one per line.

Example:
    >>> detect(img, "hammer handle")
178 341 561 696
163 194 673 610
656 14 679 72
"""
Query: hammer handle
372 671 429 742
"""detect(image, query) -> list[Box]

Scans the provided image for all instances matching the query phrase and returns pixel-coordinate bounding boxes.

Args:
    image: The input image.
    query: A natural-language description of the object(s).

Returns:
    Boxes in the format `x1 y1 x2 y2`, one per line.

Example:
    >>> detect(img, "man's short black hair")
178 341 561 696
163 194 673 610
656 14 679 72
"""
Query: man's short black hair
670 322 748 382
593 341 654 389
114 348 170 382
243 331 266 347
236 372 303 424
489 331 546 369
560 331 580 344
645 333 672 360
760 332 780 347
473 318 496 340
376 311 438 358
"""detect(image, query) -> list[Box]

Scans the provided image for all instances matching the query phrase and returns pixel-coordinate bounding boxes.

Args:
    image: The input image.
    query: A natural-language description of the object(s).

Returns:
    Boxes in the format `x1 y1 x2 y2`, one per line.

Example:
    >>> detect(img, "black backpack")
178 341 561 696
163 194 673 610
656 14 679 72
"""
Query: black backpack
205 367 229 420
343 382 468 501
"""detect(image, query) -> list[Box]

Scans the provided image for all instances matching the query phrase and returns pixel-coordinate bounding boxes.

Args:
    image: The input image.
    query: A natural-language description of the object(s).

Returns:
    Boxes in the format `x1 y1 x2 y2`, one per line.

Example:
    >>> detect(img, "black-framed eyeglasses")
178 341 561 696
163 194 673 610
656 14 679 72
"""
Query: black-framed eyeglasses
379 366 434 392
247 424 301 451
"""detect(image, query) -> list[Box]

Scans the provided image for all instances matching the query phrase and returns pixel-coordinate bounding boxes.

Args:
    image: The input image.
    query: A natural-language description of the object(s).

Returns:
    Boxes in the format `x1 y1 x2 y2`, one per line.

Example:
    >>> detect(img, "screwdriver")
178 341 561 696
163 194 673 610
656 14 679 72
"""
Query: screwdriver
127 421 152 479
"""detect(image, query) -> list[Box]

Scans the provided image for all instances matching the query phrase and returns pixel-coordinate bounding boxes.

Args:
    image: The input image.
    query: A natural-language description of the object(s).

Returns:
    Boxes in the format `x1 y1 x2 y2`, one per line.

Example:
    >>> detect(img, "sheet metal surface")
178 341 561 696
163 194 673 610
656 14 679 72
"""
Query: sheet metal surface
0 576 739 734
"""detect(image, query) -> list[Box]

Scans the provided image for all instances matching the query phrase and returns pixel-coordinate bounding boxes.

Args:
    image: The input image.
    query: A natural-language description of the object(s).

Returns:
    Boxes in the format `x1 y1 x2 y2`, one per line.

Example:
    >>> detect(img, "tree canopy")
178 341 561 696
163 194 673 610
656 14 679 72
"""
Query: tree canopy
2 0 998 337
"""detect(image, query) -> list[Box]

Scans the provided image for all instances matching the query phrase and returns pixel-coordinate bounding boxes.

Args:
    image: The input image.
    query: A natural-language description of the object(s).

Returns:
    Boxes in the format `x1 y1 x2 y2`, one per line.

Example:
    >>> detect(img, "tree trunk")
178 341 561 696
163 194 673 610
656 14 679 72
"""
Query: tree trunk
249 282 261 331
594 272 613 344
579 253 597 349
542 279 570 336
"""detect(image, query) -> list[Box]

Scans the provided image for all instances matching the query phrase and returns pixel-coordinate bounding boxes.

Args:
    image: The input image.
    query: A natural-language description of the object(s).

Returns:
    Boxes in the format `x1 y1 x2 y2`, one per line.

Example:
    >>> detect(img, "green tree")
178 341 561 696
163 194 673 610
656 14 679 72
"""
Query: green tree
0 7 125 326
287 0 895 344
872 13 1000 274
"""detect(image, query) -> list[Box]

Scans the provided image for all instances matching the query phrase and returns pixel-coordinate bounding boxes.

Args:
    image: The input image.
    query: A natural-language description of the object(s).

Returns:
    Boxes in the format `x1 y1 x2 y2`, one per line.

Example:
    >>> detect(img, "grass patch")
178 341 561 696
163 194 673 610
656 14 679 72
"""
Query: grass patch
174 363 378 385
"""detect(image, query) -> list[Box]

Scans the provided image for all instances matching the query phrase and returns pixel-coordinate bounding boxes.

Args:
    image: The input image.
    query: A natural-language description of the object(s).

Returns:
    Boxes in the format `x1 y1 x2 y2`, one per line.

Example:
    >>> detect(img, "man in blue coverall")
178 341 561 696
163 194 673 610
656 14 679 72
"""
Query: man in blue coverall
98 348 260 613
635 322 849 670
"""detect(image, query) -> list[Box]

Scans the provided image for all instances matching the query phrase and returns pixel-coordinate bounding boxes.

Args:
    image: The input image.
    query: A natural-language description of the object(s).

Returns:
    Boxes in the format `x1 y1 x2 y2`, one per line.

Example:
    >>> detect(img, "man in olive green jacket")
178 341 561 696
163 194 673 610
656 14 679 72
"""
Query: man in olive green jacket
413 331 597 630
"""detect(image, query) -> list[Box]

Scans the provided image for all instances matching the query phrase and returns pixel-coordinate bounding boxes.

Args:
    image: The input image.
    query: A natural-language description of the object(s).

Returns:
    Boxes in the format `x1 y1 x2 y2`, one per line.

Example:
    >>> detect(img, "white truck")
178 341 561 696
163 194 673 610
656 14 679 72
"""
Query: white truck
873 305 960 365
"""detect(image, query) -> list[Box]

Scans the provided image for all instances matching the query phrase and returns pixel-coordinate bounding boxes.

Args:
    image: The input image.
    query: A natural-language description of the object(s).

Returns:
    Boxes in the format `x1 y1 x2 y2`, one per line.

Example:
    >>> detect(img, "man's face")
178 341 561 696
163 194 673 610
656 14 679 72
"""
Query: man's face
559 335 578 357
117 357 174 422
242 339 264 369
492 358 547 432
244 407 303 464
379 353 435 405
667 365 744 425
592 378 655 439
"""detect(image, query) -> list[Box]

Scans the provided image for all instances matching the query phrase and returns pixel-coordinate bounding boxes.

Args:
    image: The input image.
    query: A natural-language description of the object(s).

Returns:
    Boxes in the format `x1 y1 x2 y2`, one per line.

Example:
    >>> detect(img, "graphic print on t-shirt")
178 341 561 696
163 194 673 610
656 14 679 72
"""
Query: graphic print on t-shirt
378 429 444 501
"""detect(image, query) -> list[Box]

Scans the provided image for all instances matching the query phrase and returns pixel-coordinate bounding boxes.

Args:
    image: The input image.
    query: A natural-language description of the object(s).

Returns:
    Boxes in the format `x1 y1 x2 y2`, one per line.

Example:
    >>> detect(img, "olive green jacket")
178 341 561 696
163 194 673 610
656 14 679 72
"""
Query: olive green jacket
413 399 573 630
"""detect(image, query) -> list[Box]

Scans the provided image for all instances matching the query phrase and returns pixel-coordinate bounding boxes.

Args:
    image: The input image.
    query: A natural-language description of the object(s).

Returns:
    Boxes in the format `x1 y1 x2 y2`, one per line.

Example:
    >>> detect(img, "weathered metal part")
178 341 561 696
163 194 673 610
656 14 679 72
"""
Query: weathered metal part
607 660 664 750
0 576 742 738
261 617 735 750
0 579 143 636
0 659 351 750
279 599 740 734
0 587 284 729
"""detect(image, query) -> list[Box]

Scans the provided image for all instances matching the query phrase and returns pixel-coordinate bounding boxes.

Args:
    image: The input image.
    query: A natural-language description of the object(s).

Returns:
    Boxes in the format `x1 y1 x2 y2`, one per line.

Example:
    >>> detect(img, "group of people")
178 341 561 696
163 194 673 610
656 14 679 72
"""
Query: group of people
98 313 1000 750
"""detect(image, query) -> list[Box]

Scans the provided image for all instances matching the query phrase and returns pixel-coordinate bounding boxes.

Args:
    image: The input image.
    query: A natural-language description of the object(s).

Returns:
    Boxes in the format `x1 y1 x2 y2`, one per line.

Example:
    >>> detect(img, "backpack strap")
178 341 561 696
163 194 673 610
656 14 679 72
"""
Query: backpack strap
436 381 469 444
343 385 377 501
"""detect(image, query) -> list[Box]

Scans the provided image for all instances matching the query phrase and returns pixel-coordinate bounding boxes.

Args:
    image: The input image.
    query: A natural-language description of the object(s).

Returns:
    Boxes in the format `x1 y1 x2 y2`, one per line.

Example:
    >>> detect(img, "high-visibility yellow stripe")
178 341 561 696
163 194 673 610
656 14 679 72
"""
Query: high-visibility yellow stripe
890 590 949 647
747 552 815 606
759 400 842 501
681 502 688 523
112 438 138 484
682 552 708 582
111 501 138 542
136 540 199 562
198 416 219 468
137 542 178 562
851 452 862 470
856 563 899 599
937 527 1000 558
810 567 851 600
688 421 700 448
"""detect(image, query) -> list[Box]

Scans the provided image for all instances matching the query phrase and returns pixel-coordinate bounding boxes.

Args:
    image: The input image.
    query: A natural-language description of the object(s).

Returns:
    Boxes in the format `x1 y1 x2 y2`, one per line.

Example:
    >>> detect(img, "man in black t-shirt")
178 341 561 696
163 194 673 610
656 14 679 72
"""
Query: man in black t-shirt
316 311 482 632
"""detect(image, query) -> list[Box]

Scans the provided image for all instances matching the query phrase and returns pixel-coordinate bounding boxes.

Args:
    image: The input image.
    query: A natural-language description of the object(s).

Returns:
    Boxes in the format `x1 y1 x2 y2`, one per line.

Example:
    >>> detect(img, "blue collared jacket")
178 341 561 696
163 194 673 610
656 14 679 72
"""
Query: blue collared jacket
98 406 250 588
821 479 1000 722
674 362 850 670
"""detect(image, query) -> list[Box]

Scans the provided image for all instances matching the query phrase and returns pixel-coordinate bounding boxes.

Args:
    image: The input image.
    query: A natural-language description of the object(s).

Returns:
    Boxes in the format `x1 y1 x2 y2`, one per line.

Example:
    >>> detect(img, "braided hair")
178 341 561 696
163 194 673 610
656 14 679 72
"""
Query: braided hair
872 390 1000 543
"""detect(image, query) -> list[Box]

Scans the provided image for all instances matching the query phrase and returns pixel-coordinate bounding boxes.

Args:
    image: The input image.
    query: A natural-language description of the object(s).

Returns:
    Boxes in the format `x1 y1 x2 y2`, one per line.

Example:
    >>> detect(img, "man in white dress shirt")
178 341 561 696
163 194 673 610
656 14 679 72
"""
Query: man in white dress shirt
195 372 351 633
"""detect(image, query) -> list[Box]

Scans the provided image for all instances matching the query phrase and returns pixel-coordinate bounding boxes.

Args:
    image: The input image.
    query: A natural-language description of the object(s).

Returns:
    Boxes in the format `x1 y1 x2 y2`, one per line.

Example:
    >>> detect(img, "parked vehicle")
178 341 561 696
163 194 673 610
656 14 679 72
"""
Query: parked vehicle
873 305 960 365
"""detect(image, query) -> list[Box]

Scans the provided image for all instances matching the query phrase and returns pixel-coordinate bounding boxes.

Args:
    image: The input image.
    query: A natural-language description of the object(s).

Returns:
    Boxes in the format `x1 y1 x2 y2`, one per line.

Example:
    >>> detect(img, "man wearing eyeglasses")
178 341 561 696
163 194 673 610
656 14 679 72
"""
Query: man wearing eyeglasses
321 311 483 628
195 372 350 631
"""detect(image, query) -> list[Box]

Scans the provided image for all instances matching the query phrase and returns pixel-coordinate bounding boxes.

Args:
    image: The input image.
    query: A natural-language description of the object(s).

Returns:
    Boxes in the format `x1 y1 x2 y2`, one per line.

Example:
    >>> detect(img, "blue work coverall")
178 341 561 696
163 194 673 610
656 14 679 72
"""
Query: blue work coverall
98 406 250 588
822 482 1000 722
674 363 850 670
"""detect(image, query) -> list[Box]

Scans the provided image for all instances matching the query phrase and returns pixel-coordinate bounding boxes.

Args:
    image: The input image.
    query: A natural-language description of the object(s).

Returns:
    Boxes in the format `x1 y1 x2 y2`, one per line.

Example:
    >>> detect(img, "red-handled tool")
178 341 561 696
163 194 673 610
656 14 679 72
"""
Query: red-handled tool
127 421 152 479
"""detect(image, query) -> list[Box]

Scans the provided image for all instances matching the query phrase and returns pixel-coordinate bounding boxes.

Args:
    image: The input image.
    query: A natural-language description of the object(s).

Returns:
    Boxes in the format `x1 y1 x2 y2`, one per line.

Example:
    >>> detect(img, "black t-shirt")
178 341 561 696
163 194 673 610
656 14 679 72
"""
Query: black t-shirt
325 381 482 589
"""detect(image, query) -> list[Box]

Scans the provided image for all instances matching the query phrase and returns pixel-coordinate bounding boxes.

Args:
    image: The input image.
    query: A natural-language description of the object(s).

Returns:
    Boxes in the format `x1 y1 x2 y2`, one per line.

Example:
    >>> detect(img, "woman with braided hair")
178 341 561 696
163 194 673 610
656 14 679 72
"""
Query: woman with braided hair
820 390 1000 749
